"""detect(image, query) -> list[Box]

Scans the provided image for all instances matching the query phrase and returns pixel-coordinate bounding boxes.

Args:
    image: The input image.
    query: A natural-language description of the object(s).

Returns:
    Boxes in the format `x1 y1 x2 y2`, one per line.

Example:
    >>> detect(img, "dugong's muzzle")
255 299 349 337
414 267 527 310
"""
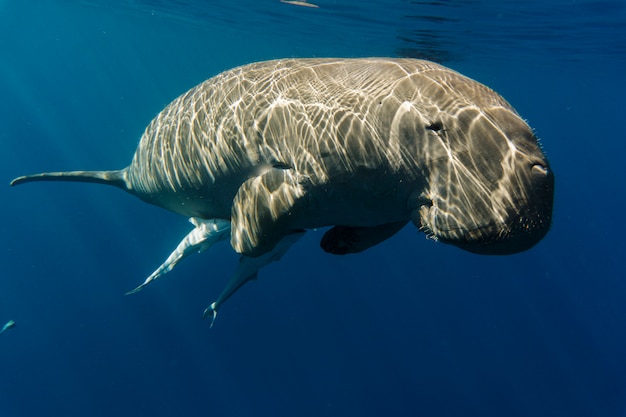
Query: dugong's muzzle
414 107 555 255
419 161 554 255
454 162 554 255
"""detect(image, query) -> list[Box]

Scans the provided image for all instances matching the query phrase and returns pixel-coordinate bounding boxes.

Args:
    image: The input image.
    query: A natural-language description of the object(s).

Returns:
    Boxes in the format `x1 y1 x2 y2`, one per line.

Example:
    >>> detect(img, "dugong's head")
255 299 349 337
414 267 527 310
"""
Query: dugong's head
407 80 554 255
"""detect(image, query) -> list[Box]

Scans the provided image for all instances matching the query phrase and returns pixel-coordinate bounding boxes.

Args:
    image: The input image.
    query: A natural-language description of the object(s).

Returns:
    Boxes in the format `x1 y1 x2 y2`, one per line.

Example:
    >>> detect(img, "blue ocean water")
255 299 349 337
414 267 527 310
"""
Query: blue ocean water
1 1 625 416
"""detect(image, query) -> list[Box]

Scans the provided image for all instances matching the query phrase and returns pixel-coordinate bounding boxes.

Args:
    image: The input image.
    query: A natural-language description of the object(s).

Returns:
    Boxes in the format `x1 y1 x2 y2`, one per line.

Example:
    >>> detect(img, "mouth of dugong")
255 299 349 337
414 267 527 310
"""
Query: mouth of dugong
416 162 555 255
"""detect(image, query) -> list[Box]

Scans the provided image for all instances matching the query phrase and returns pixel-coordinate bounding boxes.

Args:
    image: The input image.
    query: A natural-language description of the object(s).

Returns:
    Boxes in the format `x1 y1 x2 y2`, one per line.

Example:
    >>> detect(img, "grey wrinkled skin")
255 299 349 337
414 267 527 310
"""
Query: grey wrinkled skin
12 58 554 260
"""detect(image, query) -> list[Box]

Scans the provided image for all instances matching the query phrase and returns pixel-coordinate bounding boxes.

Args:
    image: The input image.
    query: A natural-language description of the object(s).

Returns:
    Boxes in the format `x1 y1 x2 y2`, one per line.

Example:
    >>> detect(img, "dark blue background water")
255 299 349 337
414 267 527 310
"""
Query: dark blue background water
1 1 625 416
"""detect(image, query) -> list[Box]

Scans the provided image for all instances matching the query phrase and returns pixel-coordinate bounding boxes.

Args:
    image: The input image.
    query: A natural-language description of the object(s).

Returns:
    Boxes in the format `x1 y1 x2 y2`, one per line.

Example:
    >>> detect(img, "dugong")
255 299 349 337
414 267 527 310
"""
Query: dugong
11 58 554 325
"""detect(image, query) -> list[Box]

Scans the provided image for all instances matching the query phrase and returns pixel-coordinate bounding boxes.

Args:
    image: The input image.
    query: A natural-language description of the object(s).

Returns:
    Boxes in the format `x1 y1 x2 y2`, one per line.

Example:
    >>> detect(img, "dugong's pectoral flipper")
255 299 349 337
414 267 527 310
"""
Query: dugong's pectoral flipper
230 167 310 257
126 218 231 294
320 221 408 255
204 230 305 327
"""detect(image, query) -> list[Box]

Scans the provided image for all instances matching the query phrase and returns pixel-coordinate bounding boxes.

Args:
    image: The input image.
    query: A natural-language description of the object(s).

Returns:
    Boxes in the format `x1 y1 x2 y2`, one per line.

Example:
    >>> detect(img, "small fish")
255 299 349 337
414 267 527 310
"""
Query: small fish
280 0 319 8
0 320 15 335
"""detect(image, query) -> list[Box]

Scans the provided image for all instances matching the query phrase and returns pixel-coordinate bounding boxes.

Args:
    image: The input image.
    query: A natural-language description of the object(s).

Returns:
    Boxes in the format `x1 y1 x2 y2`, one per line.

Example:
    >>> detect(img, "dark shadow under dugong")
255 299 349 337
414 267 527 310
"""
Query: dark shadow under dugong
11 58 554 326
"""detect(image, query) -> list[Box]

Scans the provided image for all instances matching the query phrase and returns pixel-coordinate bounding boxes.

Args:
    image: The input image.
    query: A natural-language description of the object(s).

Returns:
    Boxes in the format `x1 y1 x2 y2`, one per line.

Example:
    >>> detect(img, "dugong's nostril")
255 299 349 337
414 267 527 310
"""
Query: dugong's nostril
531 164 548 176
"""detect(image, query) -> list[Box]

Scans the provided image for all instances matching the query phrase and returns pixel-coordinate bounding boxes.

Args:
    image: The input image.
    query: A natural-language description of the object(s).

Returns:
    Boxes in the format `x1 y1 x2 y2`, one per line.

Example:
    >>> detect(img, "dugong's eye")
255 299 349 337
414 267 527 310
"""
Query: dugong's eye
425 122 443 132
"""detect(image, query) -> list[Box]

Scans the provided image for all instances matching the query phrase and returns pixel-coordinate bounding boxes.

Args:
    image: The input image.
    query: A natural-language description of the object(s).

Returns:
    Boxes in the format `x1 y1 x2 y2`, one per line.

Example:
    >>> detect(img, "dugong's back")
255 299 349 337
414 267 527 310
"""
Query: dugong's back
126 58 514 219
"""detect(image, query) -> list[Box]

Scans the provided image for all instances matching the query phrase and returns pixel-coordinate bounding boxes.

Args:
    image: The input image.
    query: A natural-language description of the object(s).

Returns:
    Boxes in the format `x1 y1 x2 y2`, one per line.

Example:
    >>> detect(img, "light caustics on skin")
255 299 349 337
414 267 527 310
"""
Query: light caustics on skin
10 58 554 323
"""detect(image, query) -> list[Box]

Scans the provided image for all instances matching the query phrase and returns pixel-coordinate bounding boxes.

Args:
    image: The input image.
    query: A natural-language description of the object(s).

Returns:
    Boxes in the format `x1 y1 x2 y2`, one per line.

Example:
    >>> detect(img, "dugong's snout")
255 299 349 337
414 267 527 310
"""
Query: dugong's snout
418 159 554 255
414 107 554 255
453 160 554 255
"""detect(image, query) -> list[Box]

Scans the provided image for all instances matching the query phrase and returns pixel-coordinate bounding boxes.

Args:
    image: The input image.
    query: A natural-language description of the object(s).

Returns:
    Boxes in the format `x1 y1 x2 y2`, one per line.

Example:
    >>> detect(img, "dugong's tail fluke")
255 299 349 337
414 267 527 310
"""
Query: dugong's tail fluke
10 169 130 191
